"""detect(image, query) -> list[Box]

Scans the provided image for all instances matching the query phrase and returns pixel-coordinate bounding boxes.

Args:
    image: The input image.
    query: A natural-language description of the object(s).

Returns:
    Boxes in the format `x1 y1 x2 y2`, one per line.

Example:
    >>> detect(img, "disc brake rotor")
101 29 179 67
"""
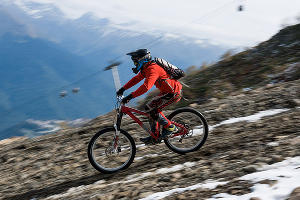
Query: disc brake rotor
105 145 119 158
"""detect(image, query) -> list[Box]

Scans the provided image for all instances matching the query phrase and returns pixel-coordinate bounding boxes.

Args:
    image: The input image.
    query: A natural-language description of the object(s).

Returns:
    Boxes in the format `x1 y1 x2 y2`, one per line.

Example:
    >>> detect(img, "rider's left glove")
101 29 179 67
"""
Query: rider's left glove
116 87 125 96
122 94 133 104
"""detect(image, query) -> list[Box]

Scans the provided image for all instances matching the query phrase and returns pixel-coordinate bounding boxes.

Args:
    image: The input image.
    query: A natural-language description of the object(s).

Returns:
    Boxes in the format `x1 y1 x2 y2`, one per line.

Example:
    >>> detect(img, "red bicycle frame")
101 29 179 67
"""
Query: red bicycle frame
120 105 188 140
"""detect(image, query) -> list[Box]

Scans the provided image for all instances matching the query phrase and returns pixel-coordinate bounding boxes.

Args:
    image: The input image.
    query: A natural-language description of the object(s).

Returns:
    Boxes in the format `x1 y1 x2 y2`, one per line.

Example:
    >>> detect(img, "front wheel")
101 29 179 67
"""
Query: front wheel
164 108 208 154
88 127 136 173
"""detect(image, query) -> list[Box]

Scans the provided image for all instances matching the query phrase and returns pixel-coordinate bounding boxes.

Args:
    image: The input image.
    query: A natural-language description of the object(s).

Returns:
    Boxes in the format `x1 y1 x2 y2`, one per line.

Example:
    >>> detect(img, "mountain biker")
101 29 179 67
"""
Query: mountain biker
116 49 182 144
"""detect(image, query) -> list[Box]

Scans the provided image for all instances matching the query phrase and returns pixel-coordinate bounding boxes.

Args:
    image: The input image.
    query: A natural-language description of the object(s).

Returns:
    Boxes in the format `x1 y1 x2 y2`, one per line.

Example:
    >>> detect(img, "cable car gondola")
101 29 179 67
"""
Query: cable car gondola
60 91 67 98
72 88 80 93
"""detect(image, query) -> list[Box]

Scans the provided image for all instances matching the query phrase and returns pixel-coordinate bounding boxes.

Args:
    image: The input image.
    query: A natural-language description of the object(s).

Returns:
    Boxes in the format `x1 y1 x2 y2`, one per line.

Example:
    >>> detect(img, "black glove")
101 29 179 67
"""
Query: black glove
122 94 133 104
116 87 125 96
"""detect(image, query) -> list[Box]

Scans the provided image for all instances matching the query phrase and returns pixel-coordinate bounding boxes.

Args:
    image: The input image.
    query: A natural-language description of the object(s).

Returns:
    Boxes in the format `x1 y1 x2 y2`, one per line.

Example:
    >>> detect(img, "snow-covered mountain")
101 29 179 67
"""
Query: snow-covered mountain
0 118 90 139
0 0 228 64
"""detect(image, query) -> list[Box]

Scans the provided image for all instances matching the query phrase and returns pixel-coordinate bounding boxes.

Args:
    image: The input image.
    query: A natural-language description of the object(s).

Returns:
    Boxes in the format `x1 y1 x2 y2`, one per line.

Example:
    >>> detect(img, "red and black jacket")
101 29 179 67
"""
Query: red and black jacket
123 62 182 98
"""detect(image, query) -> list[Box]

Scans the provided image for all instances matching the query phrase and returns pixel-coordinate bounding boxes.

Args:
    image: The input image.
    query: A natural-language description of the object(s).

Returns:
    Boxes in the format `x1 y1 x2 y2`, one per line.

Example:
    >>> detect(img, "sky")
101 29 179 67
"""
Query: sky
14 0 300 47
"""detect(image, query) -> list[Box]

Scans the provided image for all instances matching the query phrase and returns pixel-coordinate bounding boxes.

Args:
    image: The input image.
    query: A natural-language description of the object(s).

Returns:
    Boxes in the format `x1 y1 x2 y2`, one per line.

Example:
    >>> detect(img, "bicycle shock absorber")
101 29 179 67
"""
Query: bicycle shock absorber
114 111 123 135
117 112 123 130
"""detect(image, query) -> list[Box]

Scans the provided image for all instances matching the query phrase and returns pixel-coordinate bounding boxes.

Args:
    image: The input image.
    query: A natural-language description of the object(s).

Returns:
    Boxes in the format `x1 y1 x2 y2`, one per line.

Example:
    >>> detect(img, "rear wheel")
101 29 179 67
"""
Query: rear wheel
88 127 136 173
164 108 208 154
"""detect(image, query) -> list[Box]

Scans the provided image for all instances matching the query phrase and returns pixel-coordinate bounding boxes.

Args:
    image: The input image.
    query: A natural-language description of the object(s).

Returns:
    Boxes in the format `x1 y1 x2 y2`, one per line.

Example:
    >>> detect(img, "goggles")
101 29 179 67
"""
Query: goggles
131 57 139 67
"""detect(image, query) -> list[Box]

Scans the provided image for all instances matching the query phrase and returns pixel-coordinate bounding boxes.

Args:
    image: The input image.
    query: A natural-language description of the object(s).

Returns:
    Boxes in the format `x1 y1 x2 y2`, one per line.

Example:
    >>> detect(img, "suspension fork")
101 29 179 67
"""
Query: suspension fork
113 111 123 150
114 111 123 133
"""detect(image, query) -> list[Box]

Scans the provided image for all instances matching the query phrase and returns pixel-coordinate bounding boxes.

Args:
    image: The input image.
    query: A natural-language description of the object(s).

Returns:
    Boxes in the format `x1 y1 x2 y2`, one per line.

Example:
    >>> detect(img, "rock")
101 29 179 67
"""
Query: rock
288 187 300 200
139 192 154 198
158 176 171 182
242 165 257 173
290 137 300 145
292 99 300 106
0 155 8 163
257 157 272 164
177 194 188 199
258 179 278 186
270 155 283 163
189 103 198 108
116 191 131 199
249 197 262 200
220 170 237 177
172 173 182 179
209 98 218 103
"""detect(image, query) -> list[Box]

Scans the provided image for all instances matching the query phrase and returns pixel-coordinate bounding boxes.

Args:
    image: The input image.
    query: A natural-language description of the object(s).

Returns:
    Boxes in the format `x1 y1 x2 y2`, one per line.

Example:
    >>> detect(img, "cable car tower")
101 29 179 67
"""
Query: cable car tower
104 61 122 91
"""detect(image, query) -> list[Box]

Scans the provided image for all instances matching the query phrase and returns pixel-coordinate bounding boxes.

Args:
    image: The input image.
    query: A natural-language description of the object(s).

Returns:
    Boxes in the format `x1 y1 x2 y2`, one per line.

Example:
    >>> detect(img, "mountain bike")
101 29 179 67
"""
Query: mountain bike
88 96 208 173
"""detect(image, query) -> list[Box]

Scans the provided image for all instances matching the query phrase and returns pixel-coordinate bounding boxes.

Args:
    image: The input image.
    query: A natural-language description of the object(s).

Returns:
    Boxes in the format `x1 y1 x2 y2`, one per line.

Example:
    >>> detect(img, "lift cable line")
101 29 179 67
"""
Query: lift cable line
2 68 106 119
134 0 237 50
1 0 241 123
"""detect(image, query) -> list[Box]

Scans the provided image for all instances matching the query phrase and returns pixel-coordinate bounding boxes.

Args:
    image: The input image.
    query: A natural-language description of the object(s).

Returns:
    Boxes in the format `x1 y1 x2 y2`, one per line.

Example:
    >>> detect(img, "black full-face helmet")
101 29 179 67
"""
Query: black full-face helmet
126 49 152 74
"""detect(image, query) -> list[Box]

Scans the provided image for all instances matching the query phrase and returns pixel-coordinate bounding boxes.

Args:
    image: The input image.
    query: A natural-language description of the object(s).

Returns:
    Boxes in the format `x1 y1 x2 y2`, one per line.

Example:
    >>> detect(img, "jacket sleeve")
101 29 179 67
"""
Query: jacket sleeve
123 72 144 90
131 67 159 98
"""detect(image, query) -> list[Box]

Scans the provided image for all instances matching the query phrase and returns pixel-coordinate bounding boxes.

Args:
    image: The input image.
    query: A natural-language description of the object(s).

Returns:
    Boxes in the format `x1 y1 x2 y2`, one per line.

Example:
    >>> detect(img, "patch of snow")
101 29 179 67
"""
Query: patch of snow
135 152 172 161
204 109 216 113
208 156 300 200
36 127 61 134
156 162 196 174
140 180 228 200
46 160 199 199
125 162 197 183
45 180 106 200
136 144 146 148
267 142 280 147
243 88 252 92
189 126 205 137
24 118 90 137
14 0 42 18
135 154 159 161
164 33 180 39
209 108 289 131
125 172 154 183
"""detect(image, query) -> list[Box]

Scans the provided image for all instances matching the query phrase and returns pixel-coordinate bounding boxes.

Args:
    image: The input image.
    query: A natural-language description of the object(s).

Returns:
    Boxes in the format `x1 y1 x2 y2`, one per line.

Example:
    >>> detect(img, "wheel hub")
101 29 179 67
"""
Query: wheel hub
105 146 119 158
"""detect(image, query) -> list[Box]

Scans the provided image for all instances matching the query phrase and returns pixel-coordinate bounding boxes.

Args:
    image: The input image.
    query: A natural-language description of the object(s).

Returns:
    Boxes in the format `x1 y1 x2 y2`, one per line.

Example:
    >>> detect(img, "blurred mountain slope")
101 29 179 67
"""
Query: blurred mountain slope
179 23 300 105
0 33 113 138
138 23 300 109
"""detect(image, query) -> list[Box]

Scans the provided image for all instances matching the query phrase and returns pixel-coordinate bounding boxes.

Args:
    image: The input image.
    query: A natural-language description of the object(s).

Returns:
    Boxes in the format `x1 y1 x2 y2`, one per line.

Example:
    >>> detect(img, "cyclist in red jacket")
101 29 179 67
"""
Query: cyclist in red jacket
116 49 182 144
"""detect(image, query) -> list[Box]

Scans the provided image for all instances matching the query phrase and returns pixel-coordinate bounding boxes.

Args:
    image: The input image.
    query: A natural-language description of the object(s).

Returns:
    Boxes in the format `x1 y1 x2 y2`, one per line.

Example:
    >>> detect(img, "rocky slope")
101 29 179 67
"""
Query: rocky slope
1 23 300 200
138 23 300 109
0 78 299 200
